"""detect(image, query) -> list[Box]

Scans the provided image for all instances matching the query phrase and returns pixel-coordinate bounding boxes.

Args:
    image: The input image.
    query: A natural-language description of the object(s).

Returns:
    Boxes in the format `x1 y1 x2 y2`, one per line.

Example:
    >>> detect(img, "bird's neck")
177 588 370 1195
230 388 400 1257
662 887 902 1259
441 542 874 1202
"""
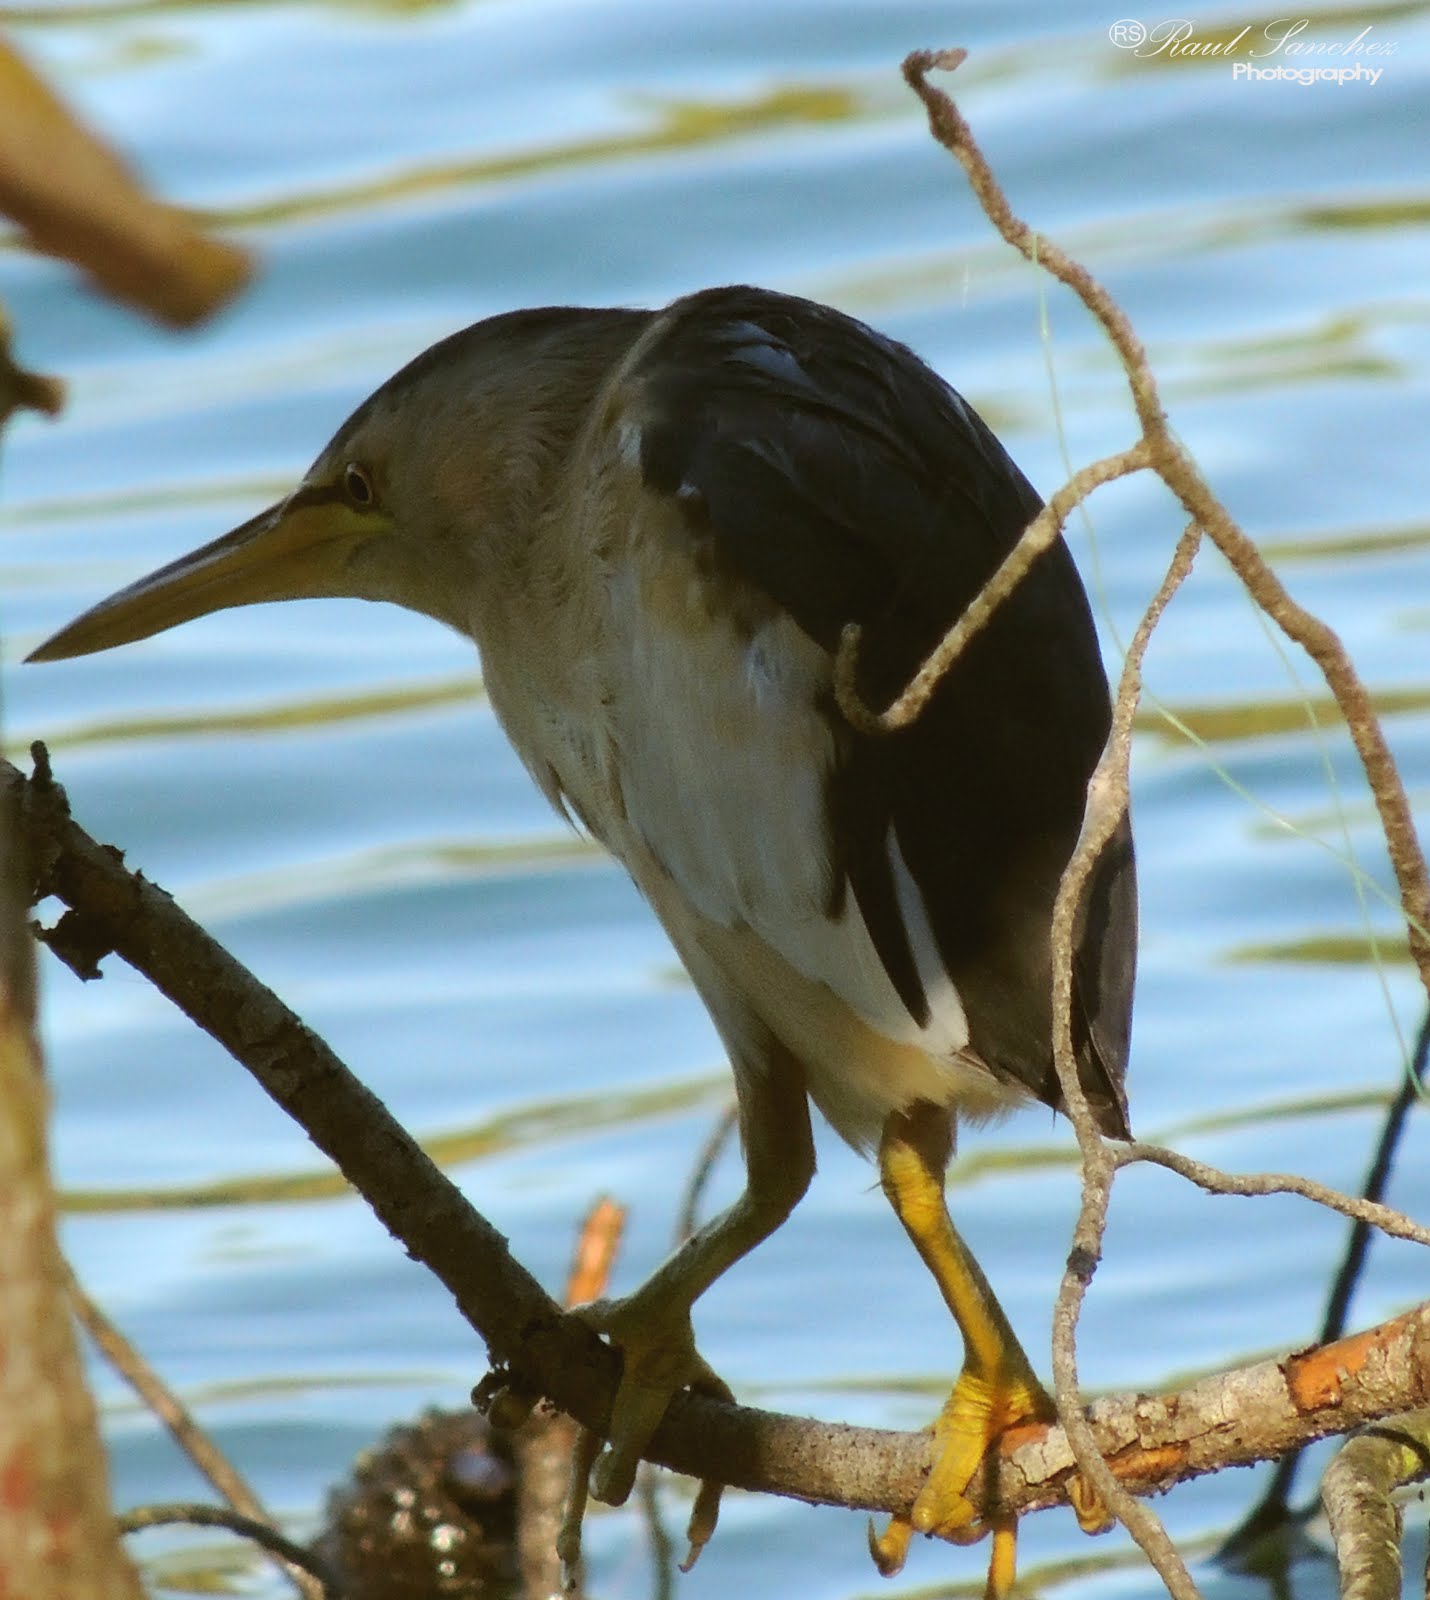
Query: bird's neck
459 314 657 758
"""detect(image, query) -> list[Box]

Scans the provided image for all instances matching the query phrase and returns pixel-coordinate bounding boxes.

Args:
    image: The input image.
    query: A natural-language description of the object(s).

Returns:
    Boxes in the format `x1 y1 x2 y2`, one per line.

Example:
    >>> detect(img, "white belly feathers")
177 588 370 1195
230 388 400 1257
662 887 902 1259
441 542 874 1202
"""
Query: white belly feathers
595 540 1020 1147
482 430 1025 1151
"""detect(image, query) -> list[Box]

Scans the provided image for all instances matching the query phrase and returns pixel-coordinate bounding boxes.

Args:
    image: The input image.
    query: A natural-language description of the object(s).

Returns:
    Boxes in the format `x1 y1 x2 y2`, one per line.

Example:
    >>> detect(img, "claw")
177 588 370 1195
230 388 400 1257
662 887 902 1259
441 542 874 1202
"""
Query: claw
1068 1468 1114 1535
868 1512 914 1577
487 1385 540 1431
677 1364 730 1569
557 1427 601 1591
681 1476 723 1571
562 1291 733 1578
867 1366 1053 1584
471 1368 539 1430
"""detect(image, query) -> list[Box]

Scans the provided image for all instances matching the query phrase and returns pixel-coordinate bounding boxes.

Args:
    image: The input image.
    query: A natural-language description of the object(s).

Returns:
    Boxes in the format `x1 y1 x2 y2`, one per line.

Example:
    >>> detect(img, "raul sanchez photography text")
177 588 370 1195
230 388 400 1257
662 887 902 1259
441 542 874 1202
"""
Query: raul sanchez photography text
1108 17 1395 83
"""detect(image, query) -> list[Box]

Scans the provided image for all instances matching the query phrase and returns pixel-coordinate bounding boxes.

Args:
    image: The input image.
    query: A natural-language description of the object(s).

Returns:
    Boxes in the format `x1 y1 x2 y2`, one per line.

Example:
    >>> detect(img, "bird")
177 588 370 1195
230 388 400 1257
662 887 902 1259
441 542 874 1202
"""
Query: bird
29 284 1136 1596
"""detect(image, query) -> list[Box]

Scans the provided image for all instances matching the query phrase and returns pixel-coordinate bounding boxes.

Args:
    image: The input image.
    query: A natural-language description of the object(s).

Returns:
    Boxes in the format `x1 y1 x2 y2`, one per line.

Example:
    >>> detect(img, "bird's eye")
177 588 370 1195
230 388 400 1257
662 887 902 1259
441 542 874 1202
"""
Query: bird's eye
342 462 376 509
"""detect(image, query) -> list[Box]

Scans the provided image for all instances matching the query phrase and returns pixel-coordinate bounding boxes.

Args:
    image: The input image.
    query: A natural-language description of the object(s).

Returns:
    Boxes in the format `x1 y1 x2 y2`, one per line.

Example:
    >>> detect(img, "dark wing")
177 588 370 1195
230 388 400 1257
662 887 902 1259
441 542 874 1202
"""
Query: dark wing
633 285 1134 1136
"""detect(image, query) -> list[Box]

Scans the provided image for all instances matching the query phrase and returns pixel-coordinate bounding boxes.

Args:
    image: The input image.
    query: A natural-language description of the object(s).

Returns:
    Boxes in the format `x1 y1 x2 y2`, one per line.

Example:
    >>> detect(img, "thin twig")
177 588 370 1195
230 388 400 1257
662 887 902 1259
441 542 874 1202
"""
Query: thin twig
835 444 1151 732
1046 523 1206 1600
1117 1144 1430 1247
896 46 1430 1005
65 1260 324 1600
565 1196 627 1305
888 48 1430 1599
674 1104 739 1245
115 1503 338 1593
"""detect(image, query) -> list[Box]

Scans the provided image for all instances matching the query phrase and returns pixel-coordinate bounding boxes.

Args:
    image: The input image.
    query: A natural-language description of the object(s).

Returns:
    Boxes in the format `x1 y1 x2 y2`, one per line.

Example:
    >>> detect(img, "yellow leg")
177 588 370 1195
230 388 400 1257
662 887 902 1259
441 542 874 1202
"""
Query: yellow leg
561 1043 814 1565
869 1103 1104 1595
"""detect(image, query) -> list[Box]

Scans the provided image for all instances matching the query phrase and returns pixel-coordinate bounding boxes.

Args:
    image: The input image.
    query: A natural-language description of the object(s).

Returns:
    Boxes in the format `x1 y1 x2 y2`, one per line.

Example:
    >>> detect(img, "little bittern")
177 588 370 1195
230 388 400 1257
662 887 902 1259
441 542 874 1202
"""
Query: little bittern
31 286 1136 1593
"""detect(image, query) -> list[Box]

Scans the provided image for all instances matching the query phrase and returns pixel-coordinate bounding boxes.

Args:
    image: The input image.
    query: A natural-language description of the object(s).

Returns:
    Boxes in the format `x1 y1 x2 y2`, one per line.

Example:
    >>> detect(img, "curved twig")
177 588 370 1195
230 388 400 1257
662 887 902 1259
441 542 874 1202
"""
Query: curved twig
66 1261 324 1600
1322 1411 1430 1600
116 1503 338 1593
1045 524 1206 1600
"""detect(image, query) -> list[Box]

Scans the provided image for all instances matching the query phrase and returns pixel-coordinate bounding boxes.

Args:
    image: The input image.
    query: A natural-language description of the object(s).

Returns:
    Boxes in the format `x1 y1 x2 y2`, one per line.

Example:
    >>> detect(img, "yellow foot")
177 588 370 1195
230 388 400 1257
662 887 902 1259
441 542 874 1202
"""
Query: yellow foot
871 1368 1103 1597
555 1293 727 1580
1069 1468 1114 1536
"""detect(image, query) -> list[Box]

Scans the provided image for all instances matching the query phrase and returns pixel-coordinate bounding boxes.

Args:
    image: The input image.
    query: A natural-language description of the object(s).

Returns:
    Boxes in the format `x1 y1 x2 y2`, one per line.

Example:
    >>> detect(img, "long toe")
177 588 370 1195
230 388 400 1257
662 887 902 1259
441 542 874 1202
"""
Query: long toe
870 1366 1056 1589
911 1367 1045 1539
868 1511 915 1577
571 1294 728 1511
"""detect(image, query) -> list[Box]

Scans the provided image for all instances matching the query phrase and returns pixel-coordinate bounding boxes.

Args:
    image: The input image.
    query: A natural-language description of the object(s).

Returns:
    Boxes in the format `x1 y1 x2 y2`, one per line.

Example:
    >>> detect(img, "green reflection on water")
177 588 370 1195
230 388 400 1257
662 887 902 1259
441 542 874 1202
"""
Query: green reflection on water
61 1071 729 1213
186 830 607 922
1138 684 1430 744
1228 933 1412 965
1301 194 1430 231
3 0 512 21
1252 787 1430 837
952 1085 1387 1188
27 642 1428 762
62 1083 1386 1215
0 475 291 530
1163 324 1401 396
1259 521 1430 562
212 83 870 232
25 672 484 754
105 1367 437 1418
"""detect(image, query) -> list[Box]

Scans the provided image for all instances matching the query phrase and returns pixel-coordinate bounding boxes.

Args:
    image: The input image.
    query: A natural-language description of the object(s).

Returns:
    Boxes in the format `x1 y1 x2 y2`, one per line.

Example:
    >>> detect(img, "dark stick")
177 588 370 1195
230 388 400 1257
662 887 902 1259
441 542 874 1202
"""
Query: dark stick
1219 1007 1430 1565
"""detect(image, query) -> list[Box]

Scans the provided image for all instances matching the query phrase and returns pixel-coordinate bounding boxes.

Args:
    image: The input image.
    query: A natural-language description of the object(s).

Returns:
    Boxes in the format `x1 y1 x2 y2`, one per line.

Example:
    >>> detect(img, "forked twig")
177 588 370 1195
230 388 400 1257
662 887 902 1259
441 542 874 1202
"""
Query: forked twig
1047 523 1205 1600
876 45 1430 1600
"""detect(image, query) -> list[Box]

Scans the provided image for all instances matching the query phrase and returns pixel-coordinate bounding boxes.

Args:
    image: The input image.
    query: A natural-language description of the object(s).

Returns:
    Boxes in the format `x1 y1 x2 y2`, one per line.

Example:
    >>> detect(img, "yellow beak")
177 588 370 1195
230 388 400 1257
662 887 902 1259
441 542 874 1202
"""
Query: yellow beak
27 489 371 663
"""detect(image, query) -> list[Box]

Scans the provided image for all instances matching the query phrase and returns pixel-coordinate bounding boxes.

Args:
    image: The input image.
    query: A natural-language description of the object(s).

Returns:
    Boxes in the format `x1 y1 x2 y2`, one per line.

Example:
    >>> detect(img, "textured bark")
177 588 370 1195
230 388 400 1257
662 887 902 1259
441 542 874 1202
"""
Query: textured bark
1009 1306 1430 1512
1322 1410 1430 1600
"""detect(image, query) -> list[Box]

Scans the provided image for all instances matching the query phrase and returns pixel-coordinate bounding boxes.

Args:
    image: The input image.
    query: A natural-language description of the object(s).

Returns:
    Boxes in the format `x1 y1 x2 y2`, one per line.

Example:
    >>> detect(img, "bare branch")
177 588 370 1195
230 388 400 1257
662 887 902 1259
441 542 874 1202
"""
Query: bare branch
0 39 251 325
1322 1411 1430 1600
1118 1145 1430 1247
1 709 143 1600
0 307 62 426
896 46 1430 1007
9 745 1430 1536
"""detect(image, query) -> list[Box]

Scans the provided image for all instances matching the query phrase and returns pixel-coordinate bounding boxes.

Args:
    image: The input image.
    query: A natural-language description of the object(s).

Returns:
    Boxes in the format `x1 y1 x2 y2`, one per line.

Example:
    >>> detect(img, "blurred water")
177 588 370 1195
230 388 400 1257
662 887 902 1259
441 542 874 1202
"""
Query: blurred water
2 2 1429 1597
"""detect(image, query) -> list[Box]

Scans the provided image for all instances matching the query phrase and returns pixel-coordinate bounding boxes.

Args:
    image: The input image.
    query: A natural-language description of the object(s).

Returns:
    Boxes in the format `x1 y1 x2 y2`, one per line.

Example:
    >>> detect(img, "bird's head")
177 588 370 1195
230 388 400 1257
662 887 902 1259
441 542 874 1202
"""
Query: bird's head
27 306 648 664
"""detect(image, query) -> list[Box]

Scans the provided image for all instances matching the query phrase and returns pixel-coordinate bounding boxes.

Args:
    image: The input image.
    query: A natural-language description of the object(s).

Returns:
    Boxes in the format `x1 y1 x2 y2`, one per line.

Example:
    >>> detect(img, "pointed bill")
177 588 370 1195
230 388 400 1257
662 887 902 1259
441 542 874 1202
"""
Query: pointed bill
27 488 366 663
